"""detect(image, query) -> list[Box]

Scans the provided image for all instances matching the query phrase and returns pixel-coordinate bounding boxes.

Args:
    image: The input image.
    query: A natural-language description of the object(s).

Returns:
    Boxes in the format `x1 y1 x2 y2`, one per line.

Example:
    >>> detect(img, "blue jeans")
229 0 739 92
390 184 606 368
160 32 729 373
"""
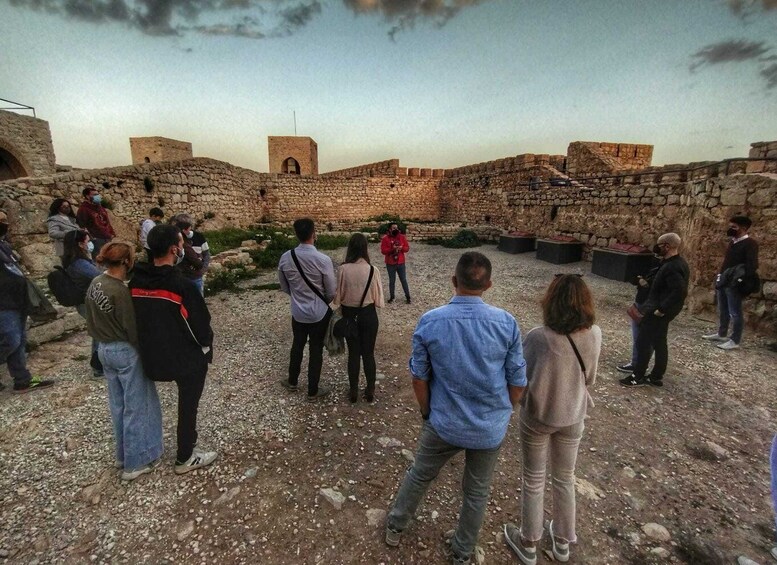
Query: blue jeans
629 302 652 366
388 423 501 560
193 278 204 297
98 341 164 470
0 309 32 388
717 286 744 344
386 263 410 300
771 435 777 540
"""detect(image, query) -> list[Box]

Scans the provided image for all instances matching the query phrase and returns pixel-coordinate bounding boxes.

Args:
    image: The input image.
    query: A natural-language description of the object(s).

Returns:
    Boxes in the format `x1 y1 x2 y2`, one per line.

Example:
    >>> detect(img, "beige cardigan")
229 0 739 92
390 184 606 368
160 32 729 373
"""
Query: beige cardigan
331 259 385 309
520 325 602 428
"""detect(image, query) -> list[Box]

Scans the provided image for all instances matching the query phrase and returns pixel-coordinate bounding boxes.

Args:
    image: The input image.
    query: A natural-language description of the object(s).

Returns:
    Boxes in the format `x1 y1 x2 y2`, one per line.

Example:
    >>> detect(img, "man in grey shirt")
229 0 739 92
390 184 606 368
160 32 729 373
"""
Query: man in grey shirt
278 218 336 399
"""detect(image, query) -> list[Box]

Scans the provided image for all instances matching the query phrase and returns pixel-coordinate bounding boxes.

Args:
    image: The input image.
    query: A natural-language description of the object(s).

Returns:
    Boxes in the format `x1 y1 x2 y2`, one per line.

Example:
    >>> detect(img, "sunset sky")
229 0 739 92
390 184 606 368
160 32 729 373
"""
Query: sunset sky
2 0 776 172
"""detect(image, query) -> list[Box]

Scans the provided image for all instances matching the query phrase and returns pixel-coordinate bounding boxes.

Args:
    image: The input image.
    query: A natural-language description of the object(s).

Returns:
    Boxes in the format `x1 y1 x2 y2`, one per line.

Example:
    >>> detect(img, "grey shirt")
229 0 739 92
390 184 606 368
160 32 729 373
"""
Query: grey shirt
278 244 336 324
46 214 79 257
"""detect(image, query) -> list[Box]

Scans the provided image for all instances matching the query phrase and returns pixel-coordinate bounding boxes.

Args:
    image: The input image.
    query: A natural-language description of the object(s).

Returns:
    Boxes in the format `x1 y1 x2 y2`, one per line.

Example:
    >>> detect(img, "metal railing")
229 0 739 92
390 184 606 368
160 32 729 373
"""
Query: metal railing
0 98 35 117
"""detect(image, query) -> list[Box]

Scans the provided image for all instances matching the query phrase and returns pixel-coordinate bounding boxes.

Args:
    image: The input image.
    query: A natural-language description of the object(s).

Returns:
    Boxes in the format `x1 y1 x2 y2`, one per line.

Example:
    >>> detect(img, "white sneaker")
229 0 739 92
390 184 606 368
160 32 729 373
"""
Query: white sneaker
717 339 740 350
121 458 160 481
175 449 218 475
702 333 728 342
546 520 570 562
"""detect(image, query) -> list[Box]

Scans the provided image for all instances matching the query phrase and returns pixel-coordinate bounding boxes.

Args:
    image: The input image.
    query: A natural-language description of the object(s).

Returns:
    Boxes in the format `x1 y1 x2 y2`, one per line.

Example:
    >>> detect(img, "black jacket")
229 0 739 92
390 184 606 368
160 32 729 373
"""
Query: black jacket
129 262 213 382
640 255 690 321
0 238 28 313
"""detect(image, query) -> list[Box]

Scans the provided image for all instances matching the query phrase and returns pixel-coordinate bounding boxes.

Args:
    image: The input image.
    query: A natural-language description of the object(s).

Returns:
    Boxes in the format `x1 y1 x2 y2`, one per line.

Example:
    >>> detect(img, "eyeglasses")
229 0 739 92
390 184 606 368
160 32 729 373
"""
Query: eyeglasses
554 273 584 278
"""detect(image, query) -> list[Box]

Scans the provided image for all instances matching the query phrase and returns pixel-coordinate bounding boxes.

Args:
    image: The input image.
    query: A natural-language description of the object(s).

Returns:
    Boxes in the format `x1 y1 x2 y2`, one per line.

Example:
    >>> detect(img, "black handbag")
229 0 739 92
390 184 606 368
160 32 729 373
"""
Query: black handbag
333 266 374 340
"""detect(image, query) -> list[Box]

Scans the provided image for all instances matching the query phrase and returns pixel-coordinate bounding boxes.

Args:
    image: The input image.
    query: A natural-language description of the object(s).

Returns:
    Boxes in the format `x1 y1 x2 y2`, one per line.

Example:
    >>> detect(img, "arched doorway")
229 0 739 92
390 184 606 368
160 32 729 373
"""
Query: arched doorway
282 157 301 174
0 145 31 180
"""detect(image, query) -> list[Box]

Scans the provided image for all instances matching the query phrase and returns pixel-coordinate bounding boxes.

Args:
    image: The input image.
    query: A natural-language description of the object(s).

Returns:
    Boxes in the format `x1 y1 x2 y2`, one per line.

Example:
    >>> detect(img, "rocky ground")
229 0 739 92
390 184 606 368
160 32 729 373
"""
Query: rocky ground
1 242 776 565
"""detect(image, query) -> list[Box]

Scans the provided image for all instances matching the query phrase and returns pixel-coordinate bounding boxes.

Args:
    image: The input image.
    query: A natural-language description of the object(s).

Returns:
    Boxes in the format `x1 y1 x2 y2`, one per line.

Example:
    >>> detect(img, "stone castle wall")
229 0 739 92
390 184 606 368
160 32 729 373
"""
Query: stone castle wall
129 137 193 165
0 110 57 179
566 141 654 178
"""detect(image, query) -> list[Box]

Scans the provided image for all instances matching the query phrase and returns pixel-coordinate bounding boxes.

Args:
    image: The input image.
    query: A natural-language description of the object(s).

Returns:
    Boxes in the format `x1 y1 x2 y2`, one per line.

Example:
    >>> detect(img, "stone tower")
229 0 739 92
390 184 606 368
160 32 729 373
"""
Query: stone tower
130 137 193 165
268 136 318 175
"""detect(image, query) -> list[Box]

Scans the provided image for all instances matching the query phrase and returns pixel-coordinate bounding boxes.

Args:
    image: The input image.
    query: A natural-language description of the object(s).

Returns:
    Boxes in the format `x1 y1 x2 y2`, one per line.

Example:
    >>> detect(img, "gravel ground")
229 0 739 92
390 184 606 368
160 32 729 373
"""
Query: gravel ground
1 242 776 564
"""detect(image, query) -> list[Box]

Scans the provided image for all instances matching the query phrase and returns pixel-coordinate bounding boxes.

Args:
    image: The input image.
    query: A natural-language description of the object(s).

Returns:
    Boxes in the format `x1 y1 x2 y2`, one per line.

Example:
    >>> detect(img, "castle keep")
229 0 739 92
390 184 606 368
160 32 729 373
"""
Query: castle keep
1 110 775 334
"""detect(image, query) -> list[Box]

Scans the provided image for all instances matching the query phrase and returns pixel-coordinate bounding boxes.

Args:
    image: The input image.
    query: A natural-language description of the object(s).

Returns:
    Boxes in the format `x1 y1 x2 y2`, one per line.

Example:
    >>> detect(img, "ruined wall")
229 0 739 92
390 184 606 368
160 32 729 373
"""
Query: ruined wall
0 110 56 179
268 136 318 175
129 137 193 165
321 159 445 179
566 141 653 178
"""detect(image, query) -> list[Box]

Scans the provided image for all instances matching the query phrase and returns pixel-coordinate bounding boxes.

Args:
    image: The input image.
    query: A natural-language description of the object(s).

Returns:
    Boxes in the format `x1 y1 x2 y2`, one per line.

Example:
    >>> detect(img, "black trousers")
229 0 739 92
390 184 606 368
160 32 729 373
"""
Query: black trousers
633 314 670 380
175 370 207 463
289 310 332 395
341 303 379 393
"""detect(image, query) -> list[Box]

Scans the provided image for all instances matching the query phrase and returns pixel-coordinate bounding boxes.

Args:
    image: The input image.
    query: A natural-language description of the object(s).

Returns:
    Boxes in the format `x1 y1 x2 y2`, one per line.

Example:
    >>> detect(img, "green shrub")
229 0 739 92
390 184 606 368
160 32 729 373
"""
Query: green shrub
205 266 255 295
314 234 350 250
248 236 296 268
203 227 255 255
425 229 481 249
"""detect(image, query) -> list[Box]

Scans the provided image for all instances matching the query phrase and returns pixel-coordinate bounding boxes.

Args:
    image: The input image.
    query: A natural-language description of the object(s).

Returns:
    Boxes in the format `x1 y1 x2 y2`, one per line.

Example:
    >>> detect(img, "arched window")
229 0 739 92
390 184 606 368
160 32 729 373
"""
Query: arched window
144 156 151 163
283 157 301 174
0 146 31 181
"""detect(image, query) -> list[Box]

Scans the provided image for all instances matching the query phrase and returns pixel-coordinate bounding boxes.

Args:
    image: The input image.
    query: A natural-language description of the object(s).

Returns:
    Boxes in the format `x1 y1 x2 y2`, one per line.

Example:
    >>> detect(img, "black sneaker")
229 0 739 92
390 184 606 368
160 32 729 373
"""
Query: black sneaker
279 379 298 392
647 375 664 387
13 376 55 394
619 374 648 387
307 386 330 401
349 389 358 404
616 363 634 374
405 297 411 304
387 297 395 303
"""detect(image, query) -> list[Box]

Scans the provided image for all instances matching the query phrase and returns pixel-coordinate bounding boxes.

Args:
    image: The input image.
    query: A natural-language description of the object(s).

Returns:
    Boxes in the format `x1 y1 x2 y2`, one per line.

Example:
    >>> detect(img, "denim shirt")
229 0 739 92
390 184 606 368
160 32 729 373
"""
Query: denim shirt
409 296 527 450
278 244 336 324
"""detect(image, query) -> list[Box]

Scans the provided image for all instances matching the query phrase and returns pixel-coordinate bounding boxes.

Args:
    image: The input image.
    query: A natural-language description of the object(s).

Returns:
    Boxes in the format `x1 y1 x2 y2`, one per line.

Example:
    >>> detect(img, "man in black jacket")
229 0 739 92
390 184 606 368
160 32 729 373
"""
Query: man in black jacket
621 233 690 388
130 224 217 474
0 210 55 393
702 215 759 351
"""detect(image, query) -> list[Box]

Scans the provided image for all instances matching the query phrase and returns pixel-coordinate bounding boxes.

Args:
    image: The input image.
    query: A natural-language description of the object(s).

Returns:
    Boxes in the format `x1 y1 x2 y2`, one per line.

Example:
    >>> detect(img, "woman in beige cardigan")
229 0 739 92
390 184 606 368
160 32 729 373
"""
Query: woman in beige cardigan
504 274 601 565
332 233 384 403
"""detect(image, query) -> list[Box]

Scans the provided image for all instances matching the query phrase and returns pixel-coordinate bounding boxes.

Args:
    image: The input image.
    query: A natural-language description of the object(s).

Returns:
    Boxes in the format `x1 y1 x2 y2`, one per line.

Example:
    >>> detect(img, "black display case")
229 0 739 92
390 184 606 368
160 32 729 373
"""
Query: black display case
497 235 536 254
592 248 656 282
536 239 584 264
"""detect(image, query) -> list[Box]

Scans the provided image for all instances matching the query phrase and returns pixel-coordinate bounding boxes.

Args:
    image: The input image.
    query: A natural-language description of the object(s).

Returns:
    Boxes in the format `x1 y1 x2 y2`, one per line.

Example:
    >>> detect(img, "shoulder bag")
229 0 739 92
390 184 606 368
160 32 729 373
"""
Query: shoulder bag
333 266 374 340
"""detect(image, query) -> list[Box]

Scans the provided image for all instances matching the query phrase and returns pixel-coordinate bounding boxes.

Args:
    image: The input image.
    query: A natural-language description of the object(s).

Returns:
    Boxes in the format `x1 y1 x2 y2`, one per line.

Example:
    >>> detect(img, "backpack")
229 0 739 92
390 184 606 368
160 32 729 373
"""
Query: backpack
47 266 85 306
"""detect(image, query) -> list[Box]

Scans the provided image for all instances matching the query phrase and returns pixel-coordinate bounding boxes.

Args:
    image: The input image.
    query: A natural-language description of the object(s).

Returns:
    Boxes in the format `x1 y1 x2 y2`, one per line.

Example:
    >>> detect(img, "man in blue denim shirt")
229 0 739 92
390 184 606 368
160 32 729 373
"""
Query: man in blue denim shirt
386 251 526 564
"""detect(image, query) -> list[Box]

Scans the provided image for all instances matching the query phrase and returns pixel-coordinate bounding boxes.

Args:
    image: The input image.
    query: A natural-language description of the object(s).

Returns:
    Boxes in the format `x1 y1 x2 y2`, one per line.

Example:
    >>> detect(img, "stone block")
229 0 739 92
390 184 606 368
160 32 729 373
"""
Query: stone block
748 187 775 207
763 282 777 301
719 185 747 206
18 242 59 276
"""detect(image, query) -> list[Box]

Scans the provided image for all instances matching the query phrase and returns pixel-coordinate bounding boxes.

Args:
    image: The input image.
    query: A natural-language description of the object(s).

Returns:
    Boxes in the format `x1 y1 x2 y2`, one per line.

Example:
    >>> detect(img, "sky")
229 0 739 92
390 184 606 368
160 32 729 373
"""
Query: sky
1 0 776 173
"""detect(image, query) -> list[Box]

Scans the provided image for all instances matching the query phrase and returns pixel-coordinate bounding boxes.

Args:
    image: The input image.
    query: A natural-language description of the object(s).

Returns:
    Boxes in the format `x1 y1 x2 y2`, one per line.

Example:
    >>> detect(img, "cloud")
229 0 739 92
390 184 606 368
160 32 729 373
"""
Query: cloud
761 63 777 88
6 0 323 38
343 0 490 38
690 39 771 71
689 38 777 90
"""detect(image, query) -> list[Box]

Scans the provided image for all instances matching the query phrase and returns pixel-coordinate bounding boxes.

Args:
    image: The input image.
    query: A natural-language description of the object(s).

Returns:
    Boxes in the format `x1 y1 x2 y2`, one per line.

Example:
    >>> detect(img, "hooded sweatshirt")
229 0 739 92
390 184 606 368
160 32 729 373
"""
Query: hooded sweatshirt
76 201 115 240
128 262 213 381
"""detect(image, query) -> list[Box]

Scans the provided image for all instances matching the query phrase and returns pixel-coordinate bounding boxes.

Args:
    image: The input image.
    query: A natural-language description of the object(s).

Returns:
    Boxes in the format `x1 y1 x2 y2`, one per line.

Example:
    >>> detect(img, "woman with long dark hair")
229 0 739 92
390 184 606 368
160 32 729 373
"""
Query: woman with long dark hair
332 233 384 403
85 241 163 480
63 229 103 377
46 198 78 259
503 274 601 565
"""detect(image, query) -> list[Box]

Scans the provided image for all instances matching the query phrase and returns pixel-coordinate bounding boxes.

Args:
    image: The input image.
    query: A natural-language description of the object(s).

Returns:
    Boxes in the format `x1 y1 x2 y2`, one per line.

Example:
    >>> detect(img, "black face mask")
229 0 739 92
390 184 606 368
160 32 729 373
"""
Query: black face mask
391 229 399 236
0 223 7 238
652 244 664 256
726 227 739 237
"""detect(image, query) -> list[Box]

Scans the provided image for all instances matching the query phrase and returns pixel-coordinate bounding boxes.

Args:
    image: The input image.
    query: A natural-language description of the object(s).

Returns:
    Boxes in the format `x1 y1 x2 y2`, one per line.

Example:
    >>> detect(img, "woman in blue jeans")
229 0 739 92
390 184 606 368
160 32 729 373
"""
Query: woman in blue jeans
63 229 103 377
84 241 163 481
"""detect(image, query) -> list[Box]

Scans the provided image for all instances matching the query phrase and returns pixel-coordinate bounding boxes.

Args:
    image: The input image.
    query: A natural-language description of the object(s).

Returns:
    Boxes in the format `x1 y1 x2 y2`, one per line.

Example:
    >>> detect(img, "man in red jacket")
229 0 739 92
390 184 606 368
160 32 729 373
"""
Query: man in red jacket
381 223 411 304
76 186 115 255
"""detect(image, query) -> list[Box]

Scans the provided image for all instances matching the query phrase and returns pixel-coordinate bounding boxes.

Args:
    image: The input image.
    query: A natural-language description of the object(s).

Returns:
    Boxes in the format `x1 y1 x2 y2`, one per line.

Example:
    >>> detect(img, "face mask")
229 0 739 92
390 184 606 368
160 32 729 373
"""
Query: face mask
186 230 194 239
652 244 665 257
92 195 103 205
86 241 95 254
0 223 7 237
175 247 185 265
726 227 739 237
391 229 399 236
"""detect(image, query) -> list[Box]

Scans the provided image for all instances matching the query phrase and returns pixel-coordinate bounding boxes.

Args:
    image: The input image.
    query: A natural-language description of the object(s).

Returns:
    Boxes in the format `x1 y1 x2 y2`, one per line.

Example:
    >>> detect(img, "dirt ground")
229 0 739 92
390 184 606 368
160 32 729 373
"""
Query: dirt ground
1 242 776 565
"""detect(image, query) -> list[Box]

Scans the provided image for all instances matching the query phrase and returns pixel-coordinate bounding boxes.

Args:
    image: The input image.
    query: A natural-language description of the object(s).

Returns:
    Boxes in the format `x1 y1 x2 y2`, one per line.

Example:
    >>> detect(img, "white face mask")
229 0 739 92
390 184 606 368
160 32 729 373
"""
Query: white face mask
175 246 185 265
86 241 95 254
186 230 194 239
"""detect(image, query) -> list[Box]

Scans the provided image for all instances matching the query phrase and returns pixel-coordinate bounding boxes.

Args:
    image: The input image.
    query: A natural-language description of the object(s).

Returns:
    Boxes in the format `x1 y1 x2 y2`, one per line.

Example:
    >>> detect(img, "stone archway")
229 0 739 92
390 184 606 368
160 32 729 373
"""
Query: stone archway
282 157 301 174
0 139 32 180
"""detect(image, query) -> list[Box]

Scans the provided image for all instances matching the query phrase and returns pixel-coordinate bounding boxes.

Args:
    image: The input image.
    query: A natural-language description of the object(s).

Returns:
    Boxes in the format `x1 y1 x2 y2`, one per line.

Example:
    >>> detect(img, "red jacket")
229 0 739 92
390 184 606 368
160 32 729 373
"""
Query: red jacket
77 201 115 240
381 233 410 266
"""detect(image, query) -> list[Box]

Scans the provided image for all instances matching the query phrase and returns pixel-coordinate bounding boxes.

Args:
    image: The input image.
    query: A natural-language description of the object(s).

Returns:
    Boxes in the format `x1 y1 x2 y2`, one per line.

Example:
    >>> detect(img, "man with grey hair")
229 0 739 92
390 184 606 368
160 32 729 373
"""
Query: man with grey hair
621 232 689 388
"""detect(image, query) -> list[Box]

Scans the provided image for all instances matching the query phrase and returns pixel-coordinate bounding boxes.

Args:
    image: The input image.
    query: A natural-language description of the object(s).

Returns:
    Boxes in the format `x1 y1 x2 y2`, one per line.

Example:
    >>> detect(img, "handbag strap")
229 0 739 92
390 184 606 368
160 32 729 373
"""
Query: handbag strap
358 266 375 309
290 249 328 306
565 334 587 375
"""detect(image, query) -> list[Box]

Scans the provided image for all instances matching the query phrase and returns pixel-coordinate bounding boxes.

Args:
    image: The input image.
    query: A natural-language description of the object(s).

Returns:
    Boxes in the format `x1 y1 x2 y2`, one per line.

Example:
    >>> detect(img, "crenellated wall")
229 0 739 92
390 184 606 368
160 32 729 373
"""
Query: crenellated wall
321 159 445 178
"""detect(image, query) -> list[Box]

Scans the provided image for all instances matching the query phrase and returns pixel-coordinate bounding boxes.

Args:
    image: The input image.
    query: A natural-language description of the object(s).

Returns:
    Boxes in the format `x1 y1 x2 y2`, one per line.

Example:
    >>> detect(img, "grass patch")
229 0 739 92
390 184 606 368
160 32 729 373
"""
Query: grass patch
424 229 482 248
203 228 255 255
205 266 255 295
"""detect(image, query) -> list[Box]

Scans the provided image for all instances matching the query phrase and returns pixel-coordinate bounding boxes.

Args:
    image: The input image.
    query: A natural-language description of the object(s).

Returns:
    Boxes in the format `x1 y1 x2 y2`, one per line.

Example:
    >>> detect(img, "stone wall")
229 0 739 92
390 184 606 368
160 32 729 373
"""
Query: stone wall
566 141 653 178
321 159 445 179
268 136 318 175
0 110 56 179
129 137 193 165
